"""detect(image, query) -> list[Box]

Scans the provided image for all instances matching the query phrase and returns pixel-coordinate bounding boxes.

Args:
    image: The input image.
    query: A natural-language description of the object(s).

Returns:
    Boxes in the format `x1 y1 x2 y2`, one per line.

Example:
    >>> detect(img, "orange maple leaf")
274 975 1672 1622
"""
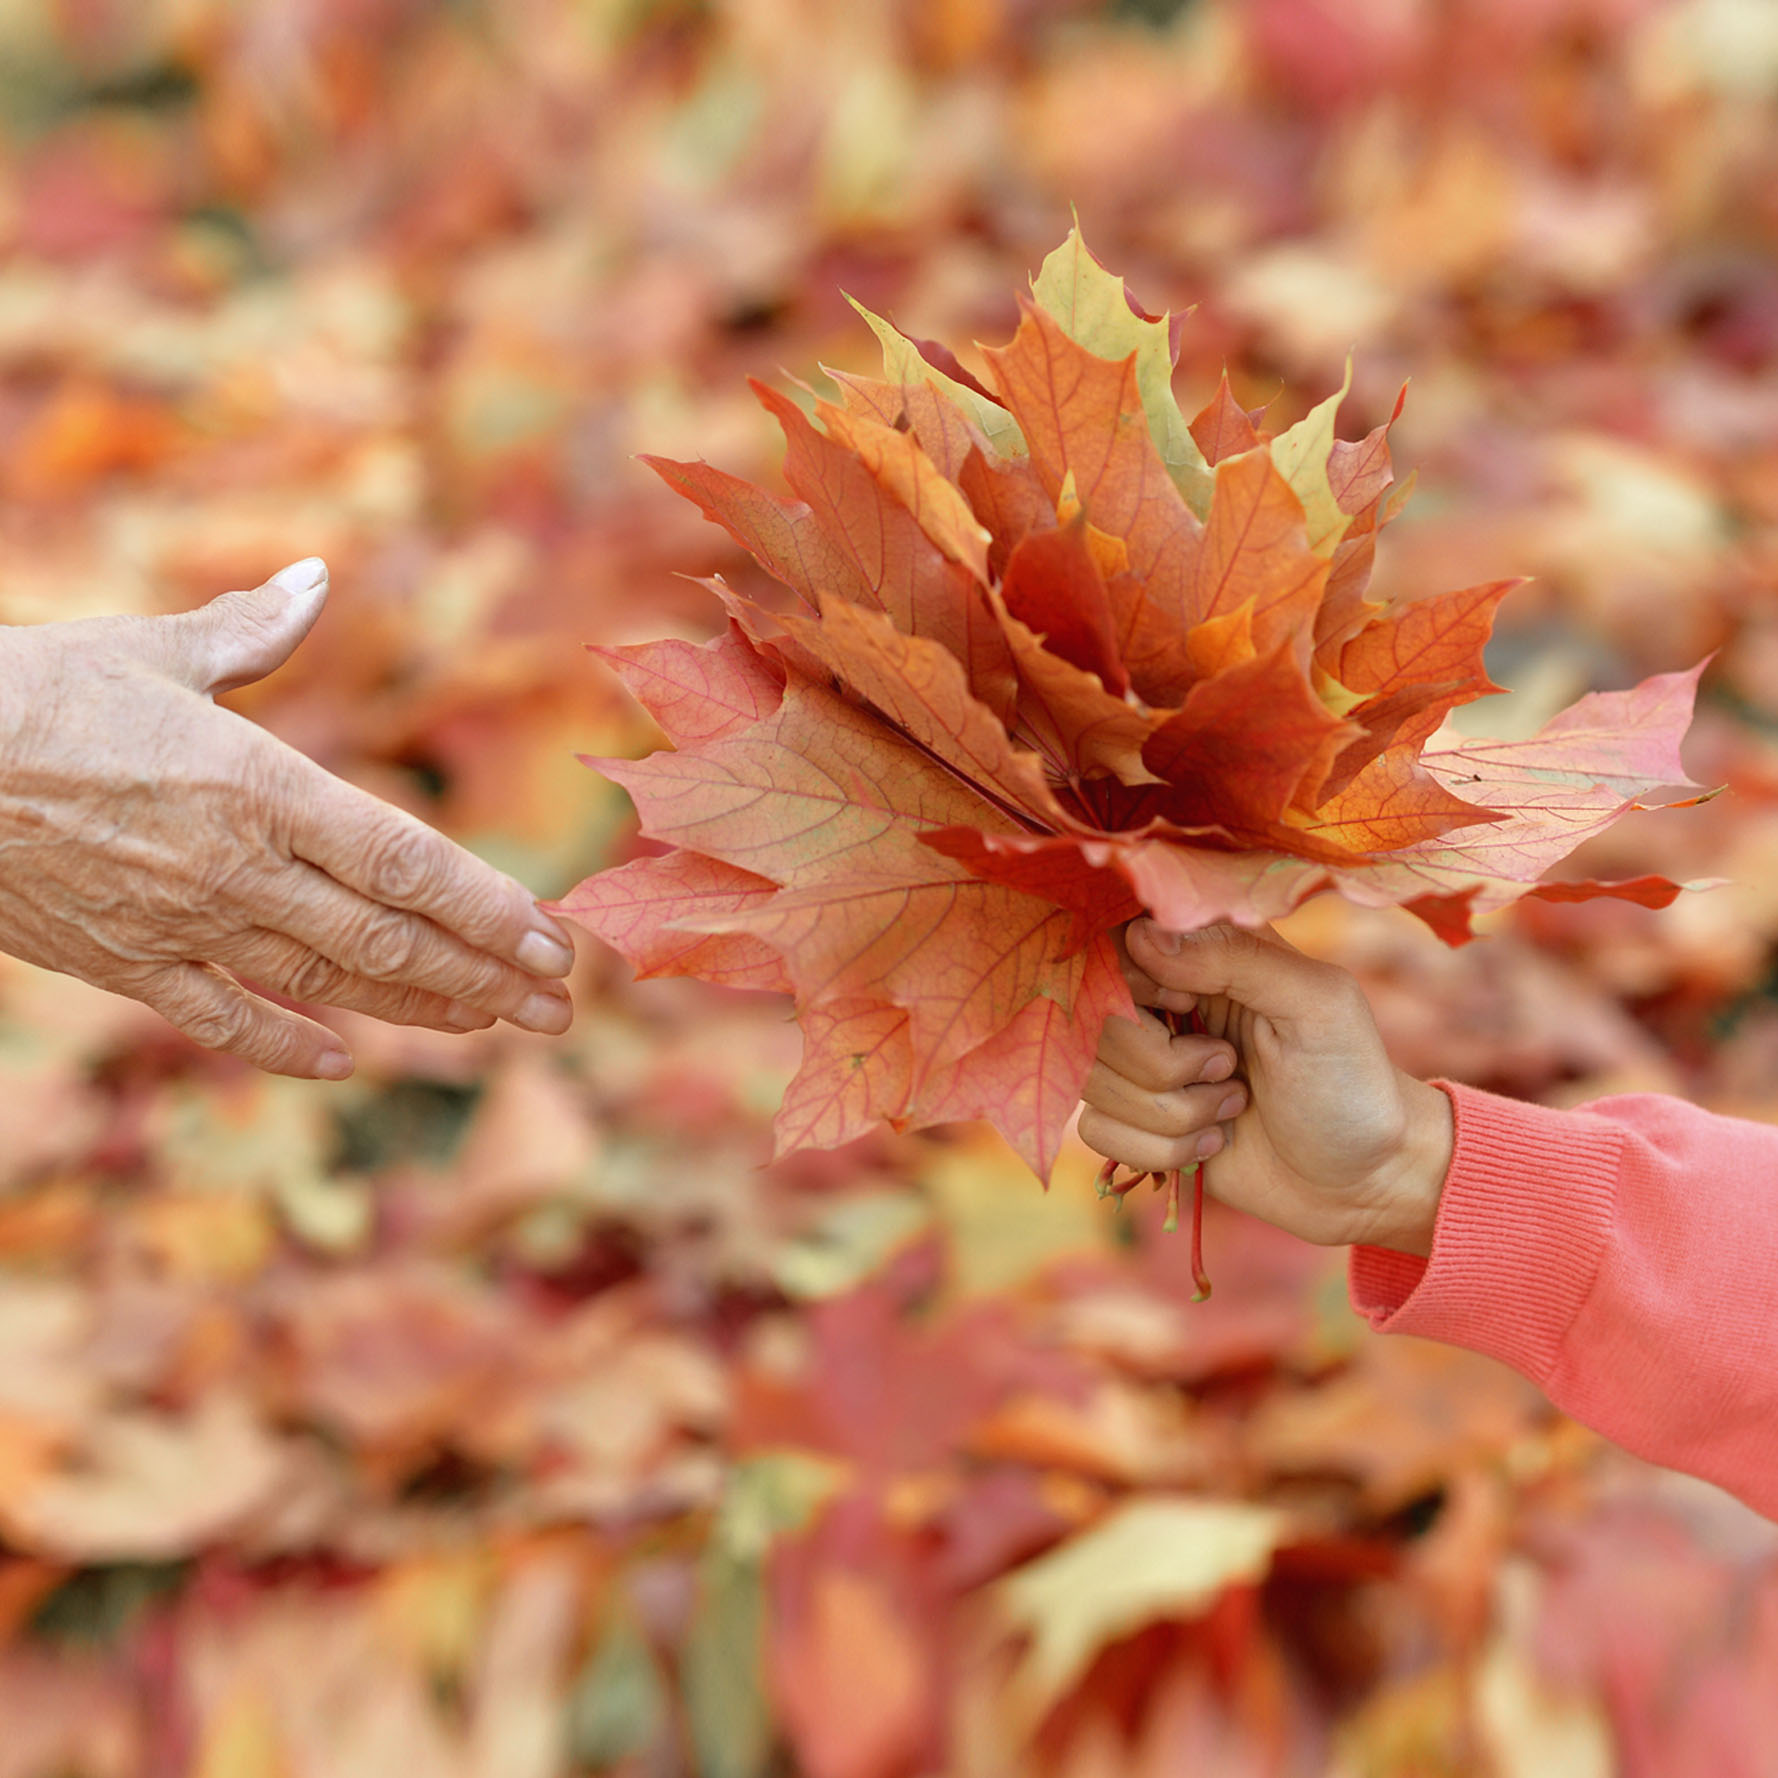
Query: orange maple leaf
556 227 1712 1178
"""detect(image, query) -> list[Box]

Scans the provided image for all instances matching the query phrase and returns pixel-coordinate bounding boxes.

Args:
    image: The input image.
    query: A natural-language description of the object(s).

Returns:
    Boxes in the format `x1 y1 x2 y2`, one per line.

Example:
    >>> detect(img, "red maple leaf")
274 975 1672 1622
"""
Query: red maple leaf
555 227 1713 1179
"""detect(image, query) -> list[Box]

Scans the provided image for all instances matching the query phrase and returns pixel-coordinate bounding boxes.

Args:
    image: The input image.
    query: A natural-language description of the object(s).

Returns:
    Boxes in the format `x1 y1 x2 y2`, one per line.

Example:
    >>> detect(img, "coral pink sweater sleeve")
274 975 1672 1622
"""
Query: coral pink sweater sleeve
1350 1081 1778 1520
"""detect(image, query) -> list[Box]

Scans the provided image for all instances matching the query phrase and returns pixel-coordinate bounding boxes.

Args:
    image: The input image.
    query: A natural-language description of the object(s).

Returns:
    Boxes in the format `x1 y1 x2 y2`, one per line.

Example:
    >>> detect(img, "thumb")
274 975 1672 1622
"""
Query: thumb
1125 917 1340 1026
161 558 330 697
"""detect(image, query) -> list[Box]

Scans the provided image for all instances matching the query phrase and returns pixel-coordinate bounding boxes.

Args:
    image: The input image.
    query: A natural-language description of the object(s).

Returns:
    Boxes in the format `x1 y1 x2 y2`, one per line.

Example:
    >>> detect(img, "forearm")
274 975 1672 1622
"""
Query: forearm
1352 1082 1778 1520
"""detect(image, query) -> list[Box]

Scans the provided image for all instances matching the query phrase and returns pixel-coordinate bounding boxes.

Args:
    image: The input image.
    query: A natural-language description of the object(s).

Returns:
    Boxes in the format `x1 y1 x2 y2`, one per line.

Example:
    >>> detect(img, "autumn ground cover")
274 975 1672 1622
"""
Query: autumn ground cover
0 2 1776 1775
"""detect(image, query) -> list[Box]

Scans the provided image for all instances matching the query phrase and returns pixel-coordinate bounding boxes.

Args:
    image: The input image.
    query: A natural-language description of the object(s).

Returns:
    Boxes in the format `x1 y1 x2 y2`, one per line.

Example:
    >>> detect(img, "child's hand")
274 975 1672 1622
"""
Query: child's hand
1079 919 1454 1256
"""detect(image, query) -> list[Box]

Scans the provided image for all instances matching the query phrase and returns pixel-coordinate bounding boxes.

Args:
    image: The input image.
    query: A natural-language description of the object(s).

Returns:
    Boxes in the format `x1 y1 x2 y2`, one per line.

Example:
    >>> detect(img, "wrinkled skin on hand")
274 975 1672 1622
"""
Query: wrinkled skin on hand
0 559 575 1078
1079 919 1454 1256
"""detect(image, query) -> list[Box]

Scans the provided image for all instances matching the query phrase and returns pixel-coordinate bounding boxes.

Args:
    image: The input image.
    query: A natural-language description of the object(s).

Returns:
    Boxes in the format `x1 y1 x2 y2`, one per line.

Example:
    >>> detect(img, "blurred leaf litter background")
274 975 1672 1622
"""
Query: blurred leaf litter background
0 0 1777 1773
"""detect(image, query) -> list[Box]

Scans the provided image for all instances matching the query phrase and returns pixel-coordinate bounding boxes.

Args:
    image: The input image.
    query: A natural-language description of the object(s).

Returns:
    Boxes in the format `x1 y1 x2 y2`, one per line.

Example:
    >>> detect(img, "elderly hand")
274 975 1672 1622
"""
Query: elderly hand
0 558 576 1079
1078 919 1454 1256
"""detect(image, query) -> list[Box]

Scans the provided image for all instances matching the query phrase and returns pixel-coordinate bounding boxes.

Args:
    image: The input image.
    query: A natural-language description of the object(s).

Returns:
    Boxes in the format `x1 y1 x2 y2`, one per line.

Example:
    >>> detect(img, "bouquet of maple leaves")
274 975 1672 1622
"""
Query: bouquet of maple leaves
560 230 1709 1182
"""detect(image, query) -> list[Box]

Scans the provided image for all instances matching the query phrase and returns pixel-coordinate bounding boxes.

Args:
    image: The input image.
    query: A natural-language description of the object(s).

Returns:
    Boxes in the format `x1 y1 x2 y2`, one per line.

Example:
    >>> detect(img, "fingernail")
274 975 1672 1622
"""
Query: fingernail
443 1001 489 1032
1196 1052 1233 1084
1215 1090 1245 1122
1142 921 1181 955
531 906 573 943
316 1049 354 1080
1195 1128 1224 1161
269 557 327 596
515 991 573 1034
517 930 575 975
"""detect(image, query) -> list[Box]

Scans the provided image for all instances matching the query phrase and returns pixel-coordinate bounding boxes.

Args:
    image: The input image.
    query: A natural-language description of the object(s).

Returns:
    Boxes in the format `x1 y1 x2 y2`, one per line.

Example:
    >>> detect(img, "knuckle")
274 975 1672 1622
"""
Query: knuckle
1209 923 1257 962
217 589 284 648
1133 1038 1193 1093
1169 1040 1224 1090
178 995 254 1055
1080 1064 1118 1112
1151 1090 1212 1138
260 1020 314 1075
366 827 444 906
204 853 267 912
1127 1054 1178 1093
458 953 518 1008
287 949 347 1004
385 987 444 1026
353 913 423 983
1075 1106 1113 1153
1095 1012 1142 1062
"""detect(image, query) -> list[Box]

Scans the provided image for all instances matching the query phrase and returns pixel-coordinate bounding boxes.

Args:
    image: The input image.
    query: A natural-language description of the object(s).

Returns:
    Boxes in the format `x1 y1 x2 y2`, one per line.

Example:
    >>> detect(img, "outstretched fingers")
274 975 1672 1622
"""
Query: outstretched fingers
289 770 576 986
135 961 355 1079
213 929 498 1033
267 863 574 1033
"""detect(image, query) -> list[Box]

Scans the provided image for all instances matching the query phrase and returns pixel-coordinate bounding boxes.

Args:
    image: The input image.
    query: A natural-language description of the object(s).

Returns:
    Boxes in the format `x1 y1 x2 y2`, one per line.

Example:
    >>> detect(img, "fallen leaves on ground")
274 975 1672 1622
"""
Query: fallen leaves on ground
1 1 1777 1775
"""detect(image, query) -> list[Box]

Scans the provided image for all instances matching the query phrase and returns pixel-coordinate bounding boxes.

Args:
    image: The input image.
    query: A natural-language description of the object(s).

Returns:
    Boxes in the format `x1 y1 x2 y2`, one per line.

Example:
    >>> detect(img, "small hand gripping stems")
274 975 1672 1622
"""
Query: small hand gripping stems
1091 1004 1213 1301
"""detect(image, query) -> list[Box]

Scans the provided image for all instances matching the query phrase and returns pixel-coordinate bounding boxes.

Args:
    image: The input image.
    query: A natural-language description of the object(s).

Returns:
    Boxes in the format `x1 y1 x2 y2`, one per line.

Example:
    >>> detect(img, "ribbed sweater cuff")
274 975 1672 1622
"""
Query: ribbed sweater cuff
1348 1081 1623 1383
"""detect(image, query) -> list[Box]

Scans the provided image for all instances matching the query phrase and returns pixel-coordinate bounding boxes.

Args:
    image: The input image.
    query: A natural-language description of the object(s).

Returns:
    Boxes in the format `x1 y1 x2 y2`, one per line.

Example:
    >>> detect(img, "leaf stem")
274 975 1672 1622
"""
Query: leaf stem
1095 1155 1144 1201
1189 1163 1211 1302
1093 1159 1211 1300
1147 1004 1215 1299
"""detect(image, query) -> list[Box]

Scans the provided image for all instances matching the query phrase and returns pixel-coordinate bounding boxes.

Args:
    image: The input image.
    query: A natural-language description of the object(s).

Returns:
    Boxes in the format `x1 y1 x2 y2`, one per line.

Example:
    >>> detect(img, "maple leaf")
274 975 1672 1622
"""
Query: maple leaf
560 225 1712 1178
552 849 791 994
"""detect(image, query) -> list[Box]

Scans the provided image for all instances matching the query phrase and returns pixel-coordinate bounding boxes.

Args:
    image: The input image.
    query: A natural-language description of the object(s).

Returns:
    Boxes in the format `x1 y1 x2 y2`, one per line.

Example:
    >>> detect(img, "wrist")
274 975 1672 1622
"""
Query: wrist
1348 1075 1452 1258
